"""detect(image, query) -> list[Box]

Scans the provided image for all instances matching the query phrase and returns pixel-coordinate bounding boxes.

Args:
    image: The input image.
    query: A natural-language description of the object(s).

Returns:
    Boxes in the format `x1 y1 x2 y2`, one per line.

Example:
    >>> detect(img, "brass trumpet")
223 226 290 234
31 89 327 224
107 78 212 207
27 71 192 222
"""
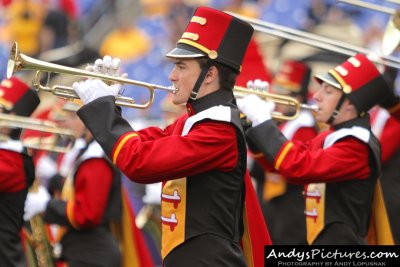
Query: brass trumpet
0 113 75 153
7 42 176 109
233 86 319 121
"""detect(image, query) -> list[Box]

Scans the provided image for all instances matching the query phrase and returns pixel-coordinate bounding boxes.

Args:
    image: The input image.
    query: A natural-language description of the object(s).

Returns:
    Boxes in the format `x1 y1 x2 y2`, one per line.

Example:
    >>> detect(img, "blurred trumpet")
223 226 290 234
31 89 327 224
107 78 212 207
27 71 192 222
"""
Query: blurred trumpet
7 42 176 109
233 86 318 121
0 113 75 153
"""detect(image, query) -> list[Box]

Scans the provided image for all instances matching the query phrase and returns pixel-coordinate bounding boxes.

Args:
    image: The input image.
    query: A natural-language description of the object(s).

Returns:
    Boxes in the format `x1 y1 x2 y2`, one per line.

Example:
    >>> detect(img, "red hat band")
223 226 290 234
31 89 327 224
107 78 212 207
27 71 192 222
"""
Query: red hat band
315 54 390 114
0 77 29 110
179 8 232 59
166 7 254 73
328 54 380 94
0 76 40 116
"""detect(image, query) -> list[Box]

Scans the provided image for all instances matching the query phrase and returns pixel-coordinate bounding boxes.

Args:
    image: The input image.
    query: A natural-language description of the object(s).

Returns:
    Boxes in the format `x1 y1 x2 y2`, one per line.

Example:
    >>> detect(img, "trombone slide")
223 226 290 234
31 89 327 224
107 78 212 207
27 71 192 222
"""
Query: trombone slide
0 113 75 153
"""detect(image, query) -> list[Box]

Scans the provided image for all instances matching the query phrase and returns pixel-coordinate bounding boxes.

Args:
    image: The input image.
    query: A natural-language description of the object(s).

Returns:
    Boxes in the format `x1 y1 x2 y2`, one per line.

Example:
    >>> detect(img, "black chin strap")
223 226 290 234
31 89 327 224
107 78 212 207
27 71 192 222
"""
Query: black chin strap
327 93 346 124
189 60 213 101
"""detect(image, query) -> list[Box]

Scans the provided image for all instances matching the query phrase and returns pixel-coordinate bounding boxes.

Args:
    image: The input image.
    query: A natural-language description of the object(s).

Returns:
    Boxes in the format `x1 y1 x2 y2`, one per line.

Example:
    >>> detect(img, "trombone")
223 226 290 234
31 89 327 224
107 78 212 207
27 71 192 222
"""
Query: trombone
336 0 400 56
225 11 400 69
0 113 75 153
233 86 319 121
7 42 177 109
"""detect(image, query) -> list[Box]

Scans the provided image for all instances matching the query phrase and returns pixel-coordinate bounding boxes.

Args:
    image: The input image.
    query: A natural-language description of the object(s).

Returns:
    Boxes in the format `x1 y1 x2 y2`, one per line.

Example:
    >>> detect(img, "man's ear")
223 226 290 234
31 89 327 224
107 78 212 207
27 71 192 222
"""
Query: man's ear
205 66 218 83
343 99 357 114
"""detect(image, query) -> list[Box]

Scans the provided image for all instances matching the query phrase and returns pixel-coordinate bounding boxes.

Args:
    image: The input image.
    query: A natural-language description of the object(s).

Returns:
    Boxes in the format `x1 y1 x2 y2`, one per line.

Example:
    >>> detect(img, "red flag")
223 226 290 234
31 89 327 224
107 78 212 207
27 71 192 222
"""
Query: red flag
117 188 155 267
241 171 272 267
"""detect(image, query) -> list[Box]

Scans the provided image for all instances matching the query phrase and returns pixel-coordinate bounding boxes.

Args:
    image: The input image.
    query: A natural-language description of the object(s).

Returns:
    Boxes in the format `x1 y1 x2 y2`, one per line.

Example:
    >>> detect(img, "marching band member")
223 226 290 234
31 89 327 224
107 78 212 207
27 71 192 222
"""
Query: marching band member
0 76 40 267
254 60 318 245
72 7 270 267
24 101 122 267
238 53 391 245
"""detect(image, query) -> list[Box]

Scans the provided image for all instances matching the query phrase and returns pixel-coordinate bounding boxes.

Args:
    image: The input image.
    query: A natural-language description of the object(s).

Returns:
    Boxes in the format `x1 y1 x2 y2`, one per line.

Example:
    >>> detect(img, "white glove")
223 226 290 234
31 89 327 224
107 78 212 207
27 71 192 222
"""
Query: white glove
73 79 121 105
237 94 275 127
246 79 269 92
143 183 162 205
73 55 127 105
86 55 123 77
24 185 51 221
35 155 58 182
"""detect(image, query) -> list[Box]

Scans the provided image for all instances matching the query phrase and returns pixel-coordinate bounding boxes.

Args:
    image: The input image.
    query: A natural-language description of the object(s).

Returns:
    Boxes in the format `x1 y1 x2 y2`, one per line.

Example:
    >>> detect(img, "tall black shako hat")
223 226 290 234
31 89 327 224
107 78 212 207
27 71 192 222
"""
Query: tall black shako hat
315 53 391 124
166 6 254 100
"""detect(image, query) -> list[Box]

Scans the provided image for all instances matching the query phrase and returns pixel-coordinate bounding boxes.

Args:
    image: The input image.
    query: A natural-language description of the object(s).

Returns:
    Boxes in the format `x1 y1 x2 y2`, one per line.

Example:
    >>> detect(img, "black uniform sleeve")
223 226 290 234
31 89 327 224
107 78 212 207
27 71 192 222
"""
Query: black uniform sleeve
77 96 134 157
44 199 70 226
246 120 288 163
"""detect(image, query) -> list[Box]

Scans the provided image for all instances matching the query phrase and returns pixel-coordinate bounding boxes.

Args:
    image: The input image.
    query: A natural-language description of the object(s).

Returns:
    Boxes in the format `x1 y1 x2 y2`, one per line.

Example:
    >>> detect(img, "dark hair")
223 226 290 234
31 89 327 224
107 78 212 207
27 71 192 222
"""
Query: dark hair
197 58 238 91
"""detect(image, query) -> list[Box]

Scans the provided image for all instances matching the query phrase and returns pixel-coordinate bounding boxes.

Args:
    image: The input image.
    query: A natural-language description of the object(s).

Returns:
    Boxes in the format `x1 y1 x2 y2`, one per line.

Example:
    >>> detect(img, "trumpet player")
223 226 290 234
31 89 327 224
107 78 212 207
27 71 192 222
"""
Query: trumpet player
0 76 41 267
238 53 392 245
24 100 123 267
72 7 270 267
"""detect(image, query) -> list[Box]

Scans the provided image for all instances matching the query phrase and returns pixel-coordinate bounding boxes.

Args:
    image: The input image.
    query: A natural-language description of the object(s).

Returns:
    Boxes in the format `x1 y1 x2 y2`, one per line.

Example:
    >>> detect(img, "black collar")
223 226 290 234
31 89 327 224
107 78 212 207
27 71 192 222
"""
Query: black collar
186 89 235 115
332 114 370 131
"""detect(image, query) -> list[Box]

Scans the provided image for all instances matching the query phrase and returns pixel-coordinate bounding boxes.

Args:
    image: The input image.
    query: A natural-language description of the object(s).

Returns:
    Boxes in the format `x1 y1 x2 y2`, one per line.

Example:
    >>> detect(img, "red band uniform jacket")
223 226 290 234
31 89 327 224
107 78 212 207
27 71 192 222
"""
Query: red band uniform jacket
43 139 122 266
0 139 35 267
77 89 250 267
247 115 381 245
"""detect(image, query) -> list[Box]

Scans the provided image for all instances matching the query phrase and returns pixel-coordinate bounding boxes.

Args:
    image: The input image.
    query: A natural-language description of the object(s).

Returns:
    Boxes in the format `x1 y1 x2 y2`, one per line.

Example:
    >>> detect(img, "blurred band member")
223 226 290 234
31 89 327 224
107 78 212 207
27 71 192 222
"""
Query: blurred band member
0 76 40 267
238 54 391 245
24 101 122 267
255 61 318 245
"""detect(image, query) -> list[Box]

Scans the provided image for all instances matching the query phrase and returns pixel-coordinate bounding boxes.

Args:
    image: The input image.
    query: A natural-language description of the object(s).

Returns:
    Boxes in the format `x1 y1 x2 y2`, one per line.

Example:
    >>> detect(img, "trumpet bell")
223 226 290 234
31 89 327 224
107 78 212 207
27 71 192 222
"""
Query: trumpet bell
7 42 19 79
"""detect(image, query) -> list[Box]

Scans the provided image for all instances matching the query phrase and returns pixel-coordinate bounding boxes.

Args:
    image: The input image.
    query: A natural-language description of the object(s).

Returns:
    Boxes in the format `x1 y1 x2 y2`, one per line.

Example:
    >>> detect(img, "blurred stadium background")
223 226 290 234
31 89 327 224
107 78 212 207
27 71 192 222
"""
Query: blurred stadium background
1 0 399 120
2 1 399 265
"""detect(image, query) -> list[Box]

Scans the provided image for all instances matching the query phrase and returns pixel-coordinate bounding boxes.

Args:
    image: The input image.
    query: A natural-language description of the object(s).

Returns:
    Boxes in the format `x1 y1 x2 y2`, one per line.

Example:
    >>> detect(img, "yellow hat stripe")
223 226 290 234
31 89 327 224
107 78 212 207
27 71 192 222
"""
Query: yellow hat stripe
275 142 293 171
328 70 352 93
182 32 199 41
177 39 242 71
178 39 210 55
0 98 13 110
113 133 139 164
191 16 206 25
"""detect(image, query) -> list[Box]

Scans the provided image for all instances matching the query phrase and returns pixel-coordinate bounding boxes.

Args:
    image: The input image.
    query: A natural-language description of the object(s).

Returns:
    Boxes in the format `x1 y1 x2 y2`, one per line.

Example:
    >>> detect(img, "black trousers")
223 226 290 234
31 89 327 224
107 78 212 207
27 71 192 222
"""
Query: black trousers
164 234 247 267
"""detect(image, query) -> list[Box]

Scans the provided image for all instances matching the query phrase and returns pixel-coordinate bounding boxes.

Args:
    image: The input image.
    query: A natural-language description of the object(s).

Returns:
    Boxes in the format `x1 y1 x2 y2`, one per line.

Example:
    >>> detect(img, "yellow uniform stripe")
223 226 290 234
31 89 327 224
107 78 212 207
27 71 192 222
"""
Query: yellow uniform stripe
388 102 400 114
66 201 79 229
113 133 139 164
275 142 293 170
251 152 264 159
